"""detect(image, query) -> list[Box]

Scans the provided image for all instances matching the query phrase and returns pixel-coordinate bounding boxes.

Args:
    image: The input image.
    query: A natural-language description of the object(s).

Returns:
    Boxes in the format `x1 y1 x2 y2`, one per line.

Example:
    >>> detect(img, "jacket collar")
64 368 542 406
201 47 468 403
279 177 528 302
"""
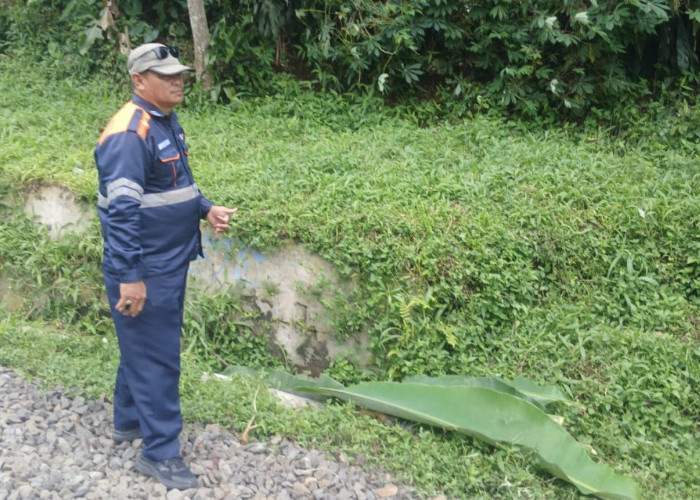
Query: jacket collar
131 94 178 121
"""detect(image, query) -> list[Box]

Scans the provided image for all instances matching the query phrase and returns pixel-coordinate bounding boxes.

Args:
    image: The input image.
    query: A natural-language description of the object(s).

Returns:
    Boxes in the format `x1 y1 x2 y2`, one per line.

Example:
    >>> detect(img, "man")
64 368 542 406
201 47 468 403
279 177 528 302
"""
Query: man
94 43 236 490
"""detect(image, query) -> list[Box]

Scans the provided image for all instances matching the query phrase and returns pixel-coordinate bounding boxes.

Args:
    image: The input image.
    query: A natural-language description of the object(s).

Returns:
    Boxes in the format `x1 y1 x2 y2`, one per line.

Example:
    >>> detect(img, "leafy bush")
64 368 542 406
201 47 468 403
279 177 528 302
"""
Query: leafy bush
205 9 279 99
285 0 700 117
4 0 700 119
0 0 114 78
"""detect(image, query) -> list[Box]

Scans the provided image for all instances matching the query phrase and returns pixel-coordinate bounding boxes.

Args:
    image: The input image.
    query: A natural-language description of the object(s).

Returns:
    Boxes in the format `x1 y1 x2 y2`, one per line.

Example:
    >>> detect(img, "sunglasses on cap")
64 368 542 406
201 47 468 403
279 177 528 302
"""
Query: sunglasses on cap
151 45 180 59
134 45 180 61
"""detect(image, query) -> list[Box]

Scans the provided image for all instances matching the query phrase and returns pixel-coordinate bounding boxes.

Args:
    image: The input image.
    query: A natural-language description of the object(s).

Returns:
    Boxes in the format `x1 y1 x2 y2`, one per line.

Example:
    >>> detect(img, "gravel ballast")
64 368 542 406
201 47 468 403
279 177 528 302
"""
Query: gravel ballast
0 366 437 500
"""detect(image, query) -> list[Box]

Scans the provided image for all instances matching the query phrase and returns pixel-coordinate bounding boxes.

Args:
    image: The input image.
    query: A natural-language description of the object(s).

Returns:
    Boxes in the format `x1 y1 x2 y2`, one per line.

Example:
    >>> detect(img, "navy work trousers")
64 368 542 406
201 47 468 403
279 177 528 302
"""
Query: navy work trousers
103 264 189 461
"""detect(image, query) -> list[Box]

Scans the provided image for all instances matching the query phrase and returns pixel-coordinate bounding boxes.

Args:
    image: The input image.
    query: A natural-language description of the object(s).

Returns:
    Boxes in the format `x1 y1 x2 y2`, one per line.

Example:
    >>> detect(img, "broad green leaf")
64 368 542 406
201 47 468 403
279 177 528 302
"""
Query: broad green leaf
222 365 343 401
403 374 572 410
298 381 640 500
509 376 573 406
79 26 103 56
574 11 590 25
240 369 640 500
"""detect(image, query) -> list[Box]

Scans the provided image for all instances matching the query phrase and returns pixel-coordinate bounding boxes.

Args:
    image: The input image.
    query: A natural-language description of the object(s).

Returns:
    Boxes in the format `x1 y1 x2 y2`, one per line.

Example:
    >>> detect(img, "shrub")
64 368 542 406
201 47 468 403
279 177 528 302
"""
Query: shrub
4 0 700 120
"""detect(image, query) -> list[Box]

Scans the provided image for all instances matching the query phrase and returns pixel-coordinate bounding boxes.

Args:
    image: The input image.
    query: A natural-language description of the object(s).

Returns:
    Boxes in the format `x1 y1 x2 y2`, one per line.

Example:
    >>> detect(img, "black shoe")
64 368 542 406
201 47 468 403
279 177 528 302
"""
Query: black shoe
135 454 198 490
113 427 142 443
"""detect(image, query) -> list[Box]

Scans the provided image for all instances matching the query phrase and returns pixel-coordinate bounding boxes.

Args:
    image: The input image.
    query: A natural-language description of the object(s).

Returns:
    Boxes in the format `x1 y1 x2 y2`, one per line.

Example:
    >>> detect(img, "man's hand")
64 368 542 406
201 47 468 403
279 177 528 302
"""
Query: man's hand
207 205 237 233
116 281 147 317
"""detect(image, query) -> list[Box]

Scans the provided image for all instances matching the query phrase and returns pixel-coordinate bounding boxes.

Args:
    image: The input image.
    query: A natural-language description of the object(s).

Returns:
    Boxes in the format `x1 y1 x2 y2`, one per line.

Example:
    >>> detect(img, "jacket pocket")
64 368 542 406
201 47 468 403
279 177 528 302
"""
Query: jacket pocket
157 148 181 187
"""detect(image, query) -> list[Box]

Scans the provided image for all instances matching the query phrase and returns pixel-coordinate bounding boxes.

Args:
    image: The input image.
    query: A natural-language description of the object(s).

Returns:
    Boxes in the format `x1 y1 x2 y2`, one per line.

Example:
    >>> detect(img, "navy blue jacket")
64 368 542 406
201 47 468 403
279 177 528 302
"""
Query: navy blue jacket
95 95 213 282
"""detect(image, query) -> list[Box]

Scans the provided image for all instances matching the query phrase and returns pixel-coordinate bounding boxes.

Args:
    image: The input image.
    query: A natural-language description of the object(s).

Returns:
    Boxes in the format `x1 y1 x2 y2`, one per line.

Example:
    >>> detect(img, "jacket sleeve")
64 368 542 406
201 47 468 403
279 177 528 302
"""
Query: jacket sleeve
97 131 150 283
199 193 213 220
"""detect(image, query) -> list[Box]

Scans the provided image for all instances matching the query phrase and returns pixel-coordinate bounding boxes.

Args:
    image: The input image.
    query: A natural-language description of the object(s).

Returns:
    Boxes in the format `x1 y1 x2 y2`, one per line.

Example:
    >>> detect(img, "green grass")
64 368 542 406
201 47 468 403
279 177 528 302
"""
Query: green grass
1 54 699 499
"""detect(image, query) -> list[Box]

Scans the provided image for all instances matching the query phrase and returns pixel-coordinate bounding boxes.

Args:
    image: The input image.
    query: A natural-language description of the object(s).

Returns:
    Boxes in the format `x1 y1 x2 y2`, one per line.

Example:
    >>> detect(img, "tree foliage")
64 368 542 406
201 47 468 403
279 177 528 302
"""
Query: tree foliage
2 0 700 116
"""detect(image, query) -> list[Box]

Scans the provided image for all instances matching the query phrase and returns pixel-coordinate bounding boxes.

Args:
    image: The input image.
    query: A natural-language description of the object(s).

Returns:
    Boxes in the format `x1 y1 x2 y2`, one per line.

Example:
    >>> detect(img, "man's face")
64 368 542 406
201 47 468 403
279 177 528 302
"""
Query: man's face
132 71 185 114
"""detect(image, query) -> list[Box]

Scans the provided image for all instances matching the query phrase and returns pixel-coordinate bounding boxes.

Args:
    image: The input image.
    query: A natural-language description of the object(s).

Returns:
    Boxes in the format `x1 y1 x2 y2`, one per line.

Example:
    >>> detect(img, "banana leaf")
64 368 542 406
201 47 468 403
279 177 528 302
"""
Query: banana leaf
403 374 571 411
222 366 344 401
227 367 640 500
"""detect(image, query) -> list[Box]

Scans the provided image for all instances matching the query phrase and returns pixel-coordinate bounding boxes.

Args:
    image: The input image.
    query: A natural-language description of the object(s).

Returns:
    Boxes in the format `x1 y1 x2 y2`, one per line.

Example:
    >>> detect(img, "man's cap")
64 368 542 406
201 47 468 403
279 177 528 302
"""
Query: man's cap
127 43 194 75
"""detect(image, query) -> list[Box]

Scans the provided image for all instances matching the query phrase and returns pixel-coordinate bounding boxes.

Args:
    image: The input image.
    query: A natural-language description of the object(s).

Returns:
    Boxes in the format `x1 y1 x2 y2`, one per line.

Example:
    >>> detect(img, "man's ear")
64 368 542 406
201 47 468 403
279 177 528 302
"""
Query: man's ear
131 72 146 91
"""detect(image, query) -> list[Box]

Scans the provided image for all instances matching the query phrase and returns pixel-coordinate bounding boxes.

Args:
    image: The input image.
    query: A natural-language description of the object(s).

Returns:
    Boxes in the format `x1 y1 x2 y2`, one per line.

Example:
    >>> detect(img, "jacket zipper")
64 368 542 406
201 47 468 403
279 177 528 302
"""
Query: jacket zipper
168 121 193 186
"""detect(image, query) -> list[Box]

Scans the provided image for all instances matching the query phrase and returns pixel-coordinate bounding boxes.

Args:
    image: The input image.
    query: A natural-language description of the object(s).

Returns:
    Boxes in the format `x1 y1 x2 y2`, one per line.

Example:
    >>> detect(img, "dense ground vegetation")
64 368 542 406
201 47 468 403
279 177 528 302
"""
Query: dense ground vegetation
1 1 699 498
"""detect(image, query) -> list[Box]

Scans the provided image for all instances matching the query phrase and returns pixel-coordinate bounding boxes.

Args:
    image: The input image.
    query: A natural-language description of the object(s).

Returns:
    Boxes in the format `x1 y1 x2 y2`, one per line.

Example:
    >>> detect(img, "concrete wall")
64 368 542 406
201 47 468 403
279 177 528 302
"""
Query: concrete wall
23 185 93 238
190 232 368 374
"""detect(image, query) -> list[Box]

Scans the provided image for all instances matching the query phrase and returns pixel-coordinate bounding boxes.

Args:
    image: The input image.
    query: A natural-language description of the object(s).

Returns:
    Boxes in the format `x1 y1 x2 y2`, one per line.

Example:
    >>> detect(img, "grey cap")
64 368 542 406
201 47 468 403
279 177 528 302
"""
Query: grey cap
127 43 194 75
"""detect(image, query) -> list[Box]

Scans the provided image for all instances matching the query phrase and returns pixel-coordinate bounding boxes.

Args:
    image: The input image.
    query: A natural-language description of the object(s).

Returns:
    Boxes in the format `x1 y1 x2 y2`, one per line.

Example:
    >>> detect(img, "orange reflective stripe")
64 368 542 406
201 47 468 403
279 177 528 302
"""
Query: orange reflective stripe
98 102 151 145
159 154 181 162
135 112 151 140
